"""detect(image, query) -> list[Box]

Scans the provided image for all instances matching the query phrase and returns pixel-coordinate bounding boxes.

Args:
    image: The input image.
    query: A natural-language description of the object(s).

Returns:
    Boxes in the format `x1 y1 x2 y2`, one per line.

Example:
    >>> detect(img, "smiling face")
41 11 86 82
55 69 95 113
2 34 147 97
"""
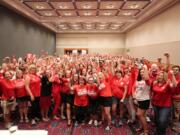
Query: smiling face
172 66 179 76
88 77 94 85
4 71 12 80
16 70 23 79
157 72 164 82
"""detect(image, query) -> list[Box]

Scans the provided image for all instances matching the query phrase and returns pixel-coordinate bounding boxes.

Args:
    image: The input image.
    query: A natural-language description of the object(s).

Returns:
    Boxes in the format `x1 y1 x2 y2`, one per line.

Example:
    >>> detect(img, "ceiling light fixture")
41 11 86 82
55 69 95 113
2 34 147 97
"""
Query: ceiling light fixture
106 4 114 9
35 5 44 9
59 5 68 9
84 12 91 16
129 4 139 9
64 12 72 16
44 12 52 16
83 4 91 9
123 12 132 16
104 12 111 16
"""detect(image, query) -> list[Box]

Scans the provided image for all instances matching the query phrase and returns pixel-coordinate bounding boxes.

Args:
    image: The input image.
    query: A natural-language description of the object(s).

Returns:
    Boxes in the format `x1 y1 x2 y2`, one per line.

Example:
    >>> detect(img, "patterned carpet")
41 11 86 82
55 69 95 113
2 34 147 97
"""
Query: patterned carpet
0 119 179 135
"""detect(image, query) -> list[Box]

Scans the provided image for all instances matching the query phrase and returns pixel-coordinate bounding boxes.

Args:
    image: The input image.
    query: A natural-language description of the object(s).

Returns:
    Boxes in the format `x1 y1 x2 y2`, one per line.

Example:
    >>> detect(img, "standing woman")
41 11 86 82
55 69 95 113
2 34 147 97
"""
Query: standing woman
111 70 128 127
98 72 112 131
51 71 61 120
73 76 89 127
87 76 99 126
152 71 177 135
0 71 15 128
133 67 151 135
14 69 29 123
40 70 52 122
25 64 41 125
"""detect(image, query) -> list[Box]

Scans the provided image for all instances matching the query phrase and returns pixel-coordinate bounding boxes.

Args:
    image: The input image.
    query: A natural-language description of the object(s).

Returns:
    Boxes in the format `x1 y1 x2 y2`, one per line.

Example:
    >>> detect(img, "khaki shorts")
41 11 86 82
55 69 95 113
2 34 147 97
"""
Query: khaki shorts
0 100 14 116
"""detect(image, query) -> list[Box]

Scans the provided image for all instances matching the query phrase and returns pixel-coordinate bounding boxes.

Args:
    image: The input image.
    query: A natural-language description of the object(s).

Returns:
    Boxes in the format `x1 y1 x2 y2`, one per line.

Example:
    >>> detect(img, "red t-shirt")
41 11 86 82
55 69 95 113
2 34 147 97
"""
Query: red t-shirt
171 75 180 101
86 84 99 99
99 78 112 97
152 83 172 107
74 85 89 107
61 78 71 94
52 75 61 95
14 79 27 98
111 76 126 99
29 74 41 97
0 79 15 100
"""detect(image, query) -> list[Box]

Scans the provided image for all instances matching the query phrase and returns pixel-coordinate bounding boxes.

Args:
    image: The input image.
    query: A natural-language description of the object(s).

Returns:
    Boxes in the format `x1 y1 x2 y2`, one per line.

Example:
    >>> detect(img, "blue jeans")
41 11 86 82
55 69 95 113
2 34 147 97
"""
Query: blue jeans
153 106 171 135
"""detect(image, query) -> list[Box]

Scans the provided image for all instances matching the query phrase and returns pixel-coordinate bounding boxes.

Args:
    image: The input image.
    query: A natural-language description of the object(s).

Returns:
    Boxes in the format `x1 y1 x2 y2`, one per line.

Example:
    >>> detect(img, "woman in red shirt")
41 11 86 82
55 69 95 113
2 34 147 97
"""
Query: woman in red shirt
25 64 41 125
73 76 89 127
51 72 62 120
14 69 29 123
98 72 112 131
87 76 99 127
152 71 177 135
111 70 128 127
0 71 15 129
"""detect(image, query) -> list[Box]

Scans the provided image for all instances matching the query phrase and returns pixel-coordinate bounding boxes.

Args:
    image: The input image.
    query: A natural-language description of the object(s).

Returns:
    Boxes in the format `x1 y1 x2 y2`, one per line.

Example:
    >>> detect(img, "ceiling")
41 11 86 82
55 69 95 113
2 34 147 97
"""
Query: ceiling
0 0 178 33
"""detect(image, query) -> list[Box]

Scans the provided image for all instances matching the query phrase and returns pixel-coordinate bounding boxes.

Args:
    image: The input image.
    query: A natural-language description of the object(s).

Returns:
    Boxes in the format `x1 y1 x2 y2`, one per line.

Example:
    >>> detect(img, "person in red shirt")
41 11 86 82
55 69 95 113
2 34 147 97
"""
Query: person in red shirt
111 70 128 127
152 71 177 135
171 65 180 130
25 64 41 125
72 76 89 127
51 72 62 120
98 72 112 131
14 69 29 123
87 76 99 127
0 71 15 129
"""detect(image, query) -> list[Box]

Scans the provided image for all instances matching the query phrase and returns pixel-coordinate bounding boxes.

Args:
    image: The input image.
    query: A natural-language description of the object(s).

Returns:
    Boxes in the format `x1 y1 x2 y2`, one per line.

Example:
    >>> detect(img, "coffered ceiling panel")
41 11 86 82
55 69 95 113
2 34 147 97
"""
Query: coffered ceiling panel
0 0 178 33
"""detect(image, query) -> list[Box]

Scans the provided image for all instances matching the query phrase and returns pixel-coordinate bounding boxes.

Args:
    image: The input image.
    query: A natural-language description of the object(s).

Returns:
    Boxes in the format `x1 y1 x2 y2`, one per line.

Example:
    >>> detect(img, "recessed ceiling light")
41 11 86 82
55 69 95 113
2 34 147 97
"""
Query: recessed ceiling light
129 4 139 9
112 24 120 27
59 5 67 9
35 5 44 9
64 12 72 16
106 4 114 9
84 12 91 16
99 24 107 27
73 27 81 30
85 27 93 29
104 12 111 16
58 24 66 27
85 24 93 27
61 27 68 30
110 27 118 30
44 12 52 16
83 4 91 9
123 12 132 16
98 27 105 30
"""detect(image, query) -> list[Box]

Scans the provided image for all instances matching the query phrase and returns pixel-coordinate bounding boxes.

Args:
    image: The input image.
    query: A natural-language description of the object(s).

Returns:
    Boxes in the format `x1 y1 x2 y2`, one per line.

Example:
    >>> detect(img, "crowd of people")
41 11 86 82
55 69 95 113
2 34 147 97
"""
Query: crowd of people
0 52 179 135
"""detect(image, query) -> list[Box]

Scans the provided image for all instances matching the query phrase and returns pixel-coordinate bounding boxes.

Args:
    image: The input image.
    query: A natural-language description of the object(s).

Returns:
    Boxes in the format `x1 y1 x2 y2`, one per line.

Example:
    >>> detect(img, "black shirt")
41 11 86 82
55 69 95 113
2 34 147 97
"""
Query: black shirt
41 75 52 96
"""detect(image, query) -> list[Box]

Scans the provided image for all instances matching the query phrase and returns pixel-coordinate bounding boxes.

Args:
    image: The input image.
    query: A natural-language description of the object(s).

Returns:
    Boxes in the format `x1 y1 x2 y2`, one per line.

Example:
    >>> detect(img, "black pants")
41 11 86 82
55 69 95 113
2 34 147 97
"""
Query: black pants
30 97 40 119
75 106 87 123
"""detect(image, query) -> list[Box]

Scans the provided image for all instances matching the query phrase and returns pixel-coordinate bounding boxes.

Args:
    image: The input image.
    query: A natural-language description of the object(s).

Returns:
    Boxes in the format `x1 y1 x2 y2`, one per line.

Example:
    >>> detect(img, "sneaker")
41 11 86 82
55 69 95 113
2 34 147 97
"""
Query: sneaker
31 119 36 126
105 126 110 131
98 121 102 126
82 120 85 125
146 116 151 122
42 117 48 122
61 115 66 120
53 116 60 120
119 120 123 126
25 118 29 123
74 121 79 127
112 120 115 125
88 119 93 125
5 123 12 129
94 120 98 127
19 119 24 123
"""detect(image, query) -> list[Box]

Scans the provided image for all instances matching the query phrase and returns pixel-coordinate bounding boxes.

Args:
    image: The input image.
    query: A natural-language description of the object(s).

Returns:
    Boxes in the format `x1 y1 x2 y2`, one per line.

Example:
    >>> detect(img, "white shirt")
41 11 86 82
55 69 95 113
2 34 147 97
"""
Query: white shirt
134 80 150 101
